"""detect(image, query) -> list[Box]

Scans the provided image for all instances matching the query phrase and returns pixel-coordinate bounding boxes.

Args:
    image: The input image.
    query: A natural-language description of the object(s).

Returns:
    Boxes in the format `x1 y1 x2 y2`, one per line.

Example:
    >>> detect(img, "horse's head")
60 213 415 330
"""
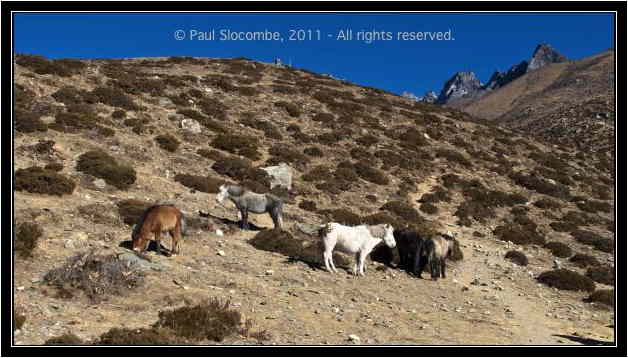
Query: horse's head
216 184 229 204
131 232 145 252
382 224 396 248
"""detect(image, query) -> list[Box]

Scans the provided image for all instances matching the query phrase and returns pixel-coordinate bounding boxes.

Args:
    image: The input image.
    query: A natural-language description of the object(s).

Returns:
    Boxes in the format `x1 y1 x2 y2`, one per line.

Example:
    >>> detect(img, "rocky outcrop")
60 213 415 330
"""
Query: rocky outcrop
484 61 529 91
436 72 482 104
527 43 568 72
261 162 293 190
419 91 438 103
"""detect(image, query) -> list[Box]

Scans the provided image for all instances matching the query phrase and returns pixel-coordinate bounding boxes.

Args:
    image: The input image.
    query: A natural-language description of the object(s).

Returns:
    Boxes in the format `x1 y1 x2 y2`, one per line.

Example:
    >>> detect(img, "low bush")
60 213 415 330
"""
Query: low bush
249 229 350 267
76 150 136 190
15 222 43 258
43 250 145 303
302 165 331 182
419 186 451 204
510 172 571 199
537 269 596 292
435 149 472 167
419 202 438 215
505 250 529 266
585 289 613 306
14 311 26 331
116 199 151 226
267 144 310 169
576 200 612 214
312 112 335 123
569 253 601 268
16 54 86 77
493 223 546 246
570 230 613 253
197 97 228 121
381 201 421 223
533 198 563 210
586 265 614 285
318 208 362 226
303 146 323 157
544 241 573 258
275 101 301 117
45 333 85 345
15 109 48 133
111 110 126 120
87 87 138 111
211 134 261 160
298 200 317 212
212 158 271 188
352 162 389 185
97 327 185 345
155 134 180 152
15 166 76 196
197 148 225 161
175 174 225 193
153 297 245 342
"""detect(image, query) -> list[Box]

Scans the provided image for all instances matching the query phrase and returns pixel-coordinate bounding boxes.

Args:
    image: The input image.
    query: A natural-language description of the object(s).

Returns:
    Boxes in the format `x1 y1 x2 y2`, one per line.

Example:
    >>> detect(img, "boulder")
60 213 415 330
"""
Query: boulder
261 162 293 190
180 118 202 134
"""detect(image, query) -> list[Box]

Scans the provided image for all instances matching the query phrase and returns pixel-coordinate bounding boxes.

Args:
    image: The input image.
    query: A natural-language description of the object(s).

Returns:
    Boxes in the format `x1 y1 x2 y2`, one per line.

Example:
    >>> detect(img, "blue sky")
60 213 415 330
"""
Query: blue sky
13 12 614 96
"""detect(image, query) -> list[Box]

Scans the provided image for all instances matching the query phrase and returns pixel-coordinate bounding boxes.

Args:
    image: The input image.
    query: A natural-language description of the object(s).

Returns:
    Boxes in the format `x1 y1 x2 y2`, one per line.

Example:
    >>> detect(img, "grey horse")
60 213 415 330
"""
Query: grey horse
216 184 284 230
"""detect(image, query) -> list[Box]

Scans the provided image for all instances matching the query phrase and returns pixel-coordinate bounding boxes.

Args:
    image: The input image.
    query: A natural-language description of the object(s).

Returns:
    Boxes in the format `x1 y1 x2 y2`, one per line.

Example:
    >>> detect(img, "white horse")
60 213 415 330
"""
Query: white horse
320 223 396 276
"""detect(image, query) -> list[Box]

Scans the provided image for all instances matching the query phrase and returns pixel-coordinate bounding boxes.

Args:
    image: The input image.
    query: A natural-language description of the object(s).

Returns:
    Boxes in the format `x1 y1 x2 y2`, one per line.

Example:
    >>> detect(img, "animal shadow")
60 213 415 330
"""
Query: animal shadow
118 240 172 256
198 211 264 231
283 256 321 271
552 334 614 346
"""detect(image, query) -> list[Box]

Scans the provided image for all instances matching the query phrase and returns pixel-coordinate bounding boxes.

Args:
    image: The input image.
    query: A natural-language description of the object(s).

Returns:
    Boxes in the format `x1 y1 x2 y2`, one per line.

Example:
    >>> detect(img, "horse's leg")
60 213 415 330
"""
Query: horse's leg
353 253 360 276
441 260 446 279
324 248 335 273
155 231 163 256
241 209 249 230
413 250 423 278
359 251 368 276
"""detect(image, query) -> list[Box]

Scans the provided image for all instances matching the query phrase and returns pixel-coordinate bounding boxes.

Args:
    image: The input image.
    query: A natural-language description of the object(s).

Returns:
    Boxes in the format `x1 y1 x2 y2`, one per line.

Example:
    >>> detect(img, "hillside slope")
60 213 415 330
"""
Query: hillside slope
461 51 615 153
13 55 615 345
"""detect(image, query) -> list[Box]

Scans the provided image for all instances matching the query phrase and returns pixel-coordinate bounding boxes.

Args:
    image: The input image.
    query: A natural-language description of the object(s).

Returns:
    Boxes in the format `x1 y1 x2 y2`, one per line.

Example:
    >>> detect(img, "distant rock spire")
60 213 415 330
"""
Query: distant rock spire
527 43 568 72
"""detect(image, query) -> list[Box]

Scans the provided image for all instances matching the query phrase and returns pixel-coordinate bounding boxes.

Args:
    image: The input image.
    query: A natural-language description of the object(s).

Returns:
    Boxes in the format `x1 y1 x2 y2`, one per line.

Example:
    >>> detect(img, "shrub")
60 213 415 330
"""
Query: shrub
570 230 613 253
267 145 310 169
15 222 43 259
493 223 545 246
76 150 137 190
111 109 126 120
435 149 472 167
197 98 228 121
197 148 224 161
570 254 601 268
275 101 301 117
49 111 98 133
298 200 317 212
212 158 271 188
303 146 323 157
312 112 335 122
537 269 596 292
381 201 421 223
88 87 138 111
175 174 225 193
117 199 151 226
356 135 378 147
16 54 85 77
43 250 145 303
505 250 528 266
211 134 261 160
155 134 180 152
14 311 26 331
586 265 614 285
362 212 401 227
302 165 331 182
15 109 48 133
533 198 562 210
353 162 389 185
544 241 573 258
419 202 438 215
585 289 614 306
15 166 76 196
419 186 451 204
510 172 570 199
318 208 362 226
577 200 612 214
45 333 85 345
97 327 185 345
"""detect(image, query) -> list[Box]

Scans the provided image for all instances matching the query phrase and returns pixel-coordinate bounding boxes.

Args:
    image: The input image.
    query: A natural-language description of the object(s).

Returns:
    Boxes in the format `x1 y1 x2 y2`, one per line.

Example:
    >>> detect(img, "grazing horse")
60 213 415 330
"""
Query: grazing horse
132 205 186 256
216 184 283 230
393 229 426 276
418 233 455 280
320 222 396 276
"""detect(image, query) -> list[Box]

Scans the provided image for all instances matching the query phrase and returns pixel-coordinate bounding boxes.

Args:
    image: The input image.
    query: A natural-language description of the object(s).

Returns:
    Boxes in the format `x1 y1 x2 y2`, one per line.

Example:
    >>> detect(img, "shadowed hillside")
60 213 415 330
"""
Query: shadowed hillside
13 54 615 345
461 50 615 154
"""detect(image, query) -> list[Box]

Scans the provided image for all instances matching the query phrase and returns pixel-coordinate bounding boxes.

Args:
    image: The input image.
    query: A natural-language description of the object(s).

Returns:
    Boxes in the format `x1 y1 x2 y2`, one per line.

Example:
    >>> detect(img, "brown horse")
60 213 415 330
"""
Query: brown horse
131 205 186 256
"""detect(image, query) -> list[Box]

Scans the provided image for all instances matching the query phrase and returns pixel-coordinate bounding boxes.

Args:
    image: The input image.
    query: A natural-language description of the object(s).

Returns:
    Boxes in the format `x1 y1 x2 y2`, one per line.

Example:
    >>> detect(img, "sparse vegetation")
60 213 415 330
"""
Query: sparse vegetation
585 289 614 306
570 230 613 253
175 173 225 193
537 269 596 292
15 222 43 259
298 200 317 212
569 253 602 268
116 199 151 226
267 144 310 169
76 150 137 190
318 208 362 226
15 109 48 133
97 327 185 345
493 223 545 246
275 101 301 117
45 333 85 345
17 54 86 77
155 134 180 152
43 250 145 303
544 241 573 258
14 311 26 331
15 166 76 196
505 250 529 266
586 265 614 285
211 134 261 160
